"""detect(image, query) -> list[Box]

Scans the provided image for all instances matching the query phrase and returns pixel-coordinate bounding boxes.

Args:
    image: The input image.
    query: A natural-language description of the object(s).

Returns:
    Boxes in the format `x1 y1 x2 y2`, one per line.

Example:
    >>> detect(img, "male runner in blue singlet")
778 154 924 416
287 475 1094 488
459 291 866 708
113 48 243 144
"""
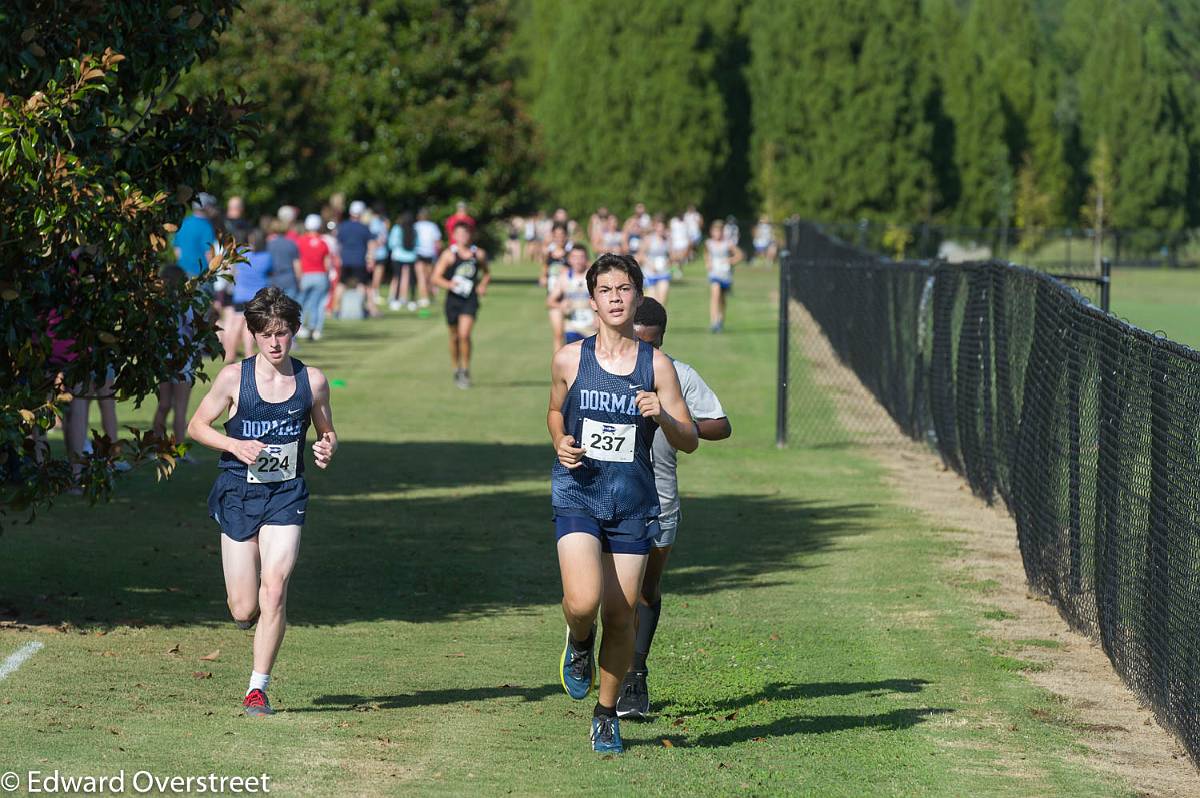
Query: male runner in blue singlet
548 254 698 753
188 287 338 717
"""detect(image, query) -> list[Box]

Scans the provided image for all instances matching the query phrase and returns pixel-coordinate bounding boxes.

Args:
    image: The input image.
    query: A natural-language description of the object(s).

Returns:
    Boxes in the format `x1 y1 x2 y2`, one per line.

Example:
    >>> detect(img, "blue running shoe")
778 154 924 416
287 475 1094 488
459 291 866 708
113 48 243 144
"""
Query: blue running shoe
559 626 596 699
591 713 624 754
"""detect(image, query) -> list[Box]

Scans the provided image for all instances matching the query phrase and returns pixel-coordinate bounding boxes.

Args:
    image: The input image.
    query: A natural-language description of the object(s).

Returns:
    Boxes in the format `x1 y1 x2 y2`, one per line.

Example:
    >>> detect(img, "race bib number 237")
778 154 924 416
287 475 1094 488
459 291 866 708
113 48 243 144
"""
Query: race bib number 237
581 418 636 463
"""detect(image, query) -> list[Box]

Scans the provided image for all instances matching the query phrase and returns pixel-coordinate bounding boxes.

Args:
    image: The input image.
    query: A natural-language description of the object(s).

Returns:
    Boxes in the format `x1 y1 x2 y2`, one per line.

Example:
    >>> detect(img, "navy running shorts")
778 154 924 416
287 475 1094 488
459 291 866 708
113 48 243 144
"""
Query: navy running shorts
553 512 659 555
208 470 309 542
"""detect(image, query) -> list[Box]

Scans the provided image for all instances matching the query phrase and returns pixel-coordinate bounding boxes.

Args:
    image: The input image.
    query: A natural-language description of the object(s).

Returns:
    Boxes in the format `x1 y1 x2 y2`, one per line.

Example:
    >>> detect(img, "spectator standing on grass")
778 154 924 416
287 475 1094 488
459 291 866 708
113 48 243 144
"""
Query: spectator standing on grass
174 193 218 277
152 265 198 463
445 200 476 239
335 201 375 317
267 218 302 303
414 207 442 312
224 228 274 363
297 214 333 341
224 195 251 247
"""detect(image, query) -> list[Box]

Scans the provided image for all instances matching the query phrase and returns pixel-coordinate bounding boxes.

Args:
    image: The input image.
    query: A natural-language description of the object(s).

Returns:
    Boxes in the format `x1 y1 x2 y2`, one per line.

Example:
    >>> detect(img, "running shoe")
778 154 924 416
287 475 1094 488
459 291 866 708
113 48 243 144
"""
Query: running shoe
615 669 650 719
243 689 275 717
389 300 402 311
591 713 624 754
311 330 323 341
296 328 311 340
559 626 597 699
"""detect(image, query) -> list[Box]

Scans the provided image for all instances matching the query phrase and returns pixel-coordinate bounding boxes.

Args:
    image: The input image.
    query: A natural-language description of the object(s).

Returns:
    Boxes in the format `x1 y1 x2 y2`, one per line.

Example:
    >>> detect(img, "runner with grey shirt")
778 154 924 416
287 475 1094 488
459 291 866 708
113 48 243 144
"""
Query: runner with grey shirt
618 296 732 719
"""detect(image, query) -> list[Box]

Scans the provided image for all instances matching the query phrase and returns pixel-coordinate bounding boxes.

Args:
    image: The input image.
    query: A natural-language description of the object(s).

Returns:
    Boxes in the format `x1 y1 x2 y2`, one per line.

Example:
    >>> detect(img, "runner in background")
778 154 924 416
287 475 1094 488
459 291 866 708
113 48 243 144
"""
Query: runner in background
548 243 596 347
705 219 743 333
642 216 673 305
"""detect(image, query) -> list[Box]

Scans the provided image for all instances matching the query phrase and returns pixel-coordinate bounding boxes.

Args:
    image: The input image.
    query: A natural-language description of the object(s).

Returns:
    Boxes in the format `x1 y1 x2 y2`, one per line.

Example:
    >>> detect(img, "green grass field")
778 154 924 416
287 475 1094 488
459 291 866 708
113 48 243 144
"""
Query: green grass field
1110 267 1200 349
0 264 1141 795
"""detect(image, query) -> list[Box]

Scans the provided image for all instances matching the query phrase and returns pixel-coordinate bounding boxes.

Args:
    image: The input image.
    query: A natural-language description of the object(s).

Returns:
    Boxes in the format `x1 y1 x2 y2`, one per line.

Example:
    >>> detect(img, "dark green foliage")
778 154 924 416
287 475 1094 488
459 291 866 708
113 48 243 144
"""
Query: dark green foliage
522 0 737 220
186 0 536 221
747 0 939 222
0 1 252 519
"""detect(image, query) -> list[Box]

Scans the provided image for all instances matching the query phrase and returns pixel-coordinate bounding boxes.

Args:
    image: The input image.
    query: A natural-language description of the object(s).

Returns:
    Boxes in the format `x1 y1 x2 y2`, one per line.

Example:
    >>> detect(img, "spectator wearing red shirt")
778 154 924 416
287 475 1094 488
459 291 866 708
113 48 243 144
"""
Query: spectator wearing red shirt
444 201 475 238
297 214 333 340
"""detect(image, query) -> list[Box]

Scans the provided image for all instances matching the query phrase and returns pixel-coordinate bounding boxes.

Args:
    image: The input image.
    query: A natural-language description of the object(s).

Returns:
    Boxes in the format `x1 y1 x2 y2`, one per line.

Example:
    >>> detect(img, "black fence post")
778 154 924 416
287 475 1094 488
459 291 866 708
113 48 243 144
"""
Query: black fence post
1100 257 1111 313
776 222 796 448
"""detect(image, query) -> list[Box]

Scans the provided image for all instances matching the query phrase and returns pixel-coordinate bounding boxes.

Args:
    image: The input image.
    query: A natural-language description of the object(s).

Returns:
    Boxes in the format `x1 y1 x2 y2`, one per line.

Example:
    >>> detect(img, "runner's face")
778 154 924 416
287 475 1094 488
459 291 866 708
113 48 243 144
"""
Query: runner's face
454 226 471 247
633 323 663 349
254 324 293 363
568 251 588 273
590 270 640 327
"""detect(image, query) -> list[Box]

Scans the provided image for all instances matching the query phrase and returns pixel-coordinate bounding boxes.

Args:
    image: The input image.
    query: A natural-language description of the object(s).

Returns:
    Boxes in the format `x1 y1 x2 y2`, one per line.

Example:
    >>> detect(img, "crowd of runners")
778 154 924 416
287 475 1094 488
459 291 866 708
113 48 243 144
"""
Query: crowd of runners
170 193 763 754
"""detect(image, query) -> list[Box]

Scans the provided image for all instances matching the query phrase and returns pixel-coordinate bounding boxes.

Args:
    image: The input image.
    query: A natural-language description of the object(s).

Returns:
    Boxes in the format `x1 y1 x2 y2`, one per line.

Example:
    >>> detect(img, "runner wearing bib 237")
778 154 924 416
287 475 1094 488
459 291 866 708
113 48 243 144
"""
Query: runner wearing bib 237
547 253 698 754
187 287 337 719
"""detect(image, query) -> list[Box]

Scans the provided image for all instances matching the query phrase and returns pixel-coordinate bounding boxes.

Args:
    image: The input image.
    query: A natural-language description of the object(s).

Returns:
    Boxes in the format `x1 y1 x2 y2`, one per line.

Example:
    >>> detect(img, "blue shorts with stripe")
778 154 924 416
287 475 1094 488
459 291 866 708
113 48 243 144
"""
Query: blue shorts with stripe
208 470 309 541
553 510 659 555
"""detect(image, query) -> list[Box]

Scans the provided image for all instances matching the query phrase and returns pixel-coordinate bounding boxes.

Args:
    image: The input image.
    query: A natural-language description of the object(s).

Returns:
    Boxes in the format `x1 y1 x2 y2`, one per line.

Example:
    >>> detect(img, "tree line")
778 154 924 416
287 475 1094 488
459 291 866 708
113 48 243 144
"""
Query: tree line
191 0 1200 238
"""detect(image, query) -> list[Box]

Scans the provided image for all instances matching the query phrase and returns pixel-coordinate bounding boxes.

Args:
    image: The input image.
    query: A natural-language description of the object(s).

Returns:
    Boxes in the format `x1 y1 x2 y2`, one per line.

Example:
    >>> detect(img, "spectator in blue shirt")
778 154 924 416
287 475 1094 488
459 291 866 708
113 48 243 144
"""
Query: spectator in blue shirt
224 228 273 363
173 193 218 277
336 200 376 315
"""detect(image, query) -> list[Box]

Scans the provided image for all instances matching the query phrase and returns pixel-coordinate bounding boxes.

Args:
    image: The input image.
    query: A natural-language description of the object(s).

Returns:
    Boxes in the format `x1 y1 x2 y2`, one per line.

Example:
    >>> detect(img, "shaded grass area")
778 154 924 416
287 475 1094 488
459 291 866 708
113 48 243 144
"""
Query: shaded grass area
0 265 1131 795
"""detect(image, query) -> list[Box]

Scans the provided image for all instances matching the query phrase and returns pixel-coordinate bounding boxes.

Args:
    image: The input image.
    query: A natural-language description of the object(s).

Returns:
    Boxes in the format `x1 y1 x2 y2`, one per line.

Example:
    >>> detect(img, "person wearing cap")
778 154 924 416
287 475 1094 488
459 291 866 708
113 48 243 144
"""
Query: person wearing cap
444 201 476 239
174 193 218 277
297 214 333 341
335 200 376 316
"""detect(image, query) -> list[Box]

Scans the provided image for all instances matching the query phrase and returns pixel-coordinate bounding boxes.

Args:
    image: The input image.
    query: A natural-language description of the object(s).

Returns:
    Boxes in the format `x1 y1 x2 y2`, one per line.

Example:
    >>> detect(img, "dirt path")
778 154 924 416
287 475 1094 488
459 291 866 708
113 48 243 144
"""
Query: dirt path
793 302 1199 797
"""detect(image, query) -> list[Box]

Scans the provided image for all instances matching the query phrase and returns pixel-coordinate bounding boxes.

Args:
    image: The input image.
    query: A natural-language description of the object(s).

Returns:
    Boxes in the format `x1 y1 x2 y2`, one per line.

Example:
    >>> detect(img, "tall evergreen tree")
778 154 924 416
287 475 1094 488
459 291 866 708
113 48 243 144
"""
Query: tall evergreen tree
748 0 938 222
1065 0 1193 239
526 0 737 219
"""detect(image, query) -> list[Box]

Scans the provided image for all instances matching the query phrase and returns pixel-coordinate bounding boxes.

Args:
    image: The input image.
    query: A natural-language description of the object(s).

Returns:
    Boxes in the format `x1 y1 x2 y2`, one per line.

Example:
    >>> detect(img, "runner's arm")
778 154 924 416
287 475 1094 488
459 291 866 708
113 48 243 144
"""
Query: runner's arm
186 364 263 465
698 417 731 440
547 345 585 468
431 251 454 290
476 249 491 296
308 368 337 469
730 245 745 266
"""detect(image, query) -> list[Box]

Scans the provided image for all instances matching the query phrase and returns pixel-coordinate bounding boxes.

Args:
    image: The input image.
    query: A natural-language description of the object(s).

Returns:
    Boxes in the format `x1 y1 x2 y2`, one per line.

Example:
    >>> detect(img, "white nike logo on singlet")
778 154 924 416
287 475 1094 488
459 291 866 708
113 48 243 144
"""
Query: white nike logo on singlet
288 408 303 415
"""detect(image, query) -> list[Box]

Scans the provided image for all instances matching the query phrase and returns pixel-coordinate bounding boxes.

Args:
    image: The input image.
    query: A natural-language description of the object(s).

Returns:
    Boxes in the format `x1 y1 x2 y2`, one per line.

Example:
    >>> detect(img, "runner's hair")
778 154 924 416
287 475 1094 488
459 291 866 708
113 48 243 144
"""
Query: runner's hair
244 286 302 335
633 296 667 332
586 253 643 296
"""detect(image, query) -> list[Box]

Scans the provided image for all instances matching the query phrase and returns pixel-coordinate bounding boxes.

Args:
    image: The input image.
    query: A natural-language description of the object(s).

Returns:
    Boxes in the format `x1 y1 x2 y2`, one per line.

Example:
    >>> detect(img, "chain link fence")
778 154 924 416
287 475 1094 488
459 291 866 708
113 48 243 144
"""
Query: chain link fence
777 220 1200 765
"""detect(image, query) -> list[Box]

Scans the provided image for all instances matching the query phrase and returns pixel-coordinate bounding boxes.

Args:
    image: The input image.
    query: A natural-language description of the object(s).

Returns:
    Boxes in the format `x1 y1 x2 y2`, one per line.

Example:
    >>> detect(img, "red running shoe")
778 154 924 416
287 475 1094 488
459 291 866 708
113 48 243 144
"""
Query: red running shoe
243 688 275 717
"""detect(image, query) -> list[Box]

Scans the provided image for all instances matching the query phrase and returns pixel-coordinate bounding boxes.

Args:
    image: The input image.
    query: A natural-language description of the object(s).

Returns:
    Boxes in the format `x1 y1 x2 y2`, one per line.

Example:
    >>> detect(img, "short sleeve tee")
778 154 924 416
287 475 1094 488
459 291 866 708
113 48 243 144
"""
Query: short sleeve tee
336 220 373 268
414 220 442 259
298 235 331 274
652 359 726 516
174 214 216 277
267 236 301 292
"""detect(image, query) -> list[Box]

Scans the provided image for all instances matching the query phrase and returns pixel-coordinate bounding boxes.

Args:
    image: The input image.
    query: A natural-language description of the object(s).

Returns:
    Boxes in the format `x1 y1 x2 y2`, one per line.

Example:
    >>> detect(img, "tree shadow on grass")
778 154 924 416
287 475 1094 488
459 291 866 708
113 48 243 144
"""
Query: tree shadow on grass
287 683 561 713
655 679 931 715
683 707 954 748
1 441 872 628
